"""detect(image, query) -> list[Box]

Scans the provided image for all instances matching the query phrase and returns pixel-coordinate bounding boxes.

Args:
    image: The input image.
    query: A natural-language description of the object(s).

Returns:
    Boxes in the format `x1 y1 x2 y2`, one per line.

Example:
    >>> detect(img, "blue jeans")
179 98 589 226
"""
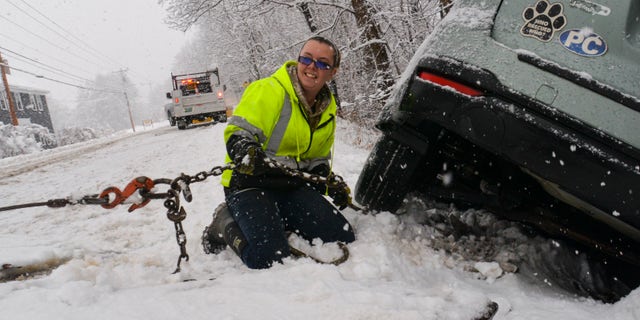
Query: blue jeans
225 187 355 269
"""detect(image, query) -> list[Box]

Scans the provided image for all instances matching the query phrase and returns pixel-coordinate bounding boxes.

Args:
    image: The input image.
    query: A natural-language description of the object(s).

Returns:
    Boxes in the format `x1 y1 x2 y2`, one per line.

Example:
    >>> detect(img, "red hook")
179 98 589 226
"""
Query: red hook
99 176 155 212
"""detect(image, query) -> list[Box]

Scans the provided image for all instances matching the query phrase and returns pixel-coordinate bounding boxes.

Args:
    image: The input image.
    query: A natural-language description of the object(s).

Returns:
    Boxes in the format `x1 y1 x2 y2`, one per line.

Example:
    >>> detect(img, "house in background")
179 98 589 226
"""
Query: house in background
0 84 56 147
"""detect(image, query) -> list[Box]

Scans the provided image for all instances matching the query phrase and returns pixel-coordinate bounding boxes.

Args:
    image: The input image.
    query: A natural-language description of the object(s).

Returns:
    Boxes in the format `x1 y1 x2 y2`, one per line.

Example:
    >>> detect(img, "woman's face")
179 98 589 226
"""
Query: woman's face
297 40 338 96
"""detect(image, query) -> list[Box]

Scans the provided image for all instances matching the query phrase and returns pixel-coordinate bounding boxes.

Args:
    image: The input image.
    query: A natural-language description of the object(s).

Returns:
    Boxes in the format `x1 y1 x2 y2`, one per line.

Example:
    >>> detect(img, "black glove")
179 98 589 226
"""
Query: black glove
309 163 330 177
303 163 331 193
326 178 351 210
229 137 268 176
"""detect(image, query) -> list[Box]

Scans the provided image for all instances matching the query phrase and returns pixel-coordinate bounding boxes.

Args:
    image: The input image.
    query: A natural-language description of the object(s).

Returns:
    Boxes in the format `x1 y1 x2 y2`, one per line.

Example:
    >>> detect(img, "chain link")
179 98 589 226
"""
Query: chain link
0 162 356 272
263 159 360 210
144 165 232 273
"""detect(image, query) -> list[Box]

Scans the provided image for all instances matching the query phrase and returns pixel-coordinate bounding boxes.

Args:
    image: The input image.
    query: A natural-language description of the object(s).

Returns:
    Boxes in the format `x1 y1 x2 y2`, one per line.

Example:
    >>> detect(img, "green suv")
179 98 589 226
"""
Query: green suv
355 0 639 302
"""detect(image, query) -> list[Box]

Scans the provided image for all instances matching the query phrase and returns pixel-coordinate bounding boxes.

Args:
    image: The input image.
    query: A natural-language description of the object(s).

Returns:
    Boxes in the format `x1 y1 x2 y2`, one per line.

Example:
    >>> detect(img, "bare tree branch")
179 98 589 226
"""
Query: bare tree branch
162 0 224 32
263 0 355 14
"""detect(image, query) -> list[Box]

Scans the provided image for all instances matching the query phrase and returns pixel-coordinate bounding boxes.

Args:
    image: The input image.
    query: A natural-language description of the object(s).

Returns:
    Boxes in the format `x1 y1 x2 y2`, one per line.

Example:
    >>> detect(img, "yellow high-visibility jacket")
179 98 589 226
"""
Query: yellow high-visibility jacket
221 61 337 188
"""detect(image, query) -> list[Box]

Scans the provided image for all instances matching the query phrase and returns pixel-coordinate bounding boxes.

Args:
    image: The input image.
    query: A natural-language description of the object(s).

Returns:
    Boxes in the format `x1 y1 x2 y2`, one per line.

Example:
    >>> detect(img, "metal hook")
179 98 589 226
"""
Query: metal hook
99 176 155 212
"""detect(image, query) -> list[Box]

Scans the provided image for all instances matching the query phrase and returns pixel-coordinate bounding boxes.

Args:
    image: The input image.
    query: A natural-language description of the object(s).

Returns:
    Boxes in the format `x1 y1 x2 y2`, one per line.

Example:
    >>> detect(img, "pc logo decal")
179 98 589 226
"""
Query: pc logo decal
559 29 608 57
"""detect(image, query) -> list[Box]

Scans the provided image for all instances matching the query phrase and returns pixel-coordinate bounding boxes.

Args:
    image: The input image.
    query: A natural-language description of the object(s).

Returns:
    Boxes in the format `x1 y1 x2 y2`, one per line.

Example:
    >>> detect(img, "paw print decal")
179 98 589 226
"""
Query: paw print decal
520 0 567 42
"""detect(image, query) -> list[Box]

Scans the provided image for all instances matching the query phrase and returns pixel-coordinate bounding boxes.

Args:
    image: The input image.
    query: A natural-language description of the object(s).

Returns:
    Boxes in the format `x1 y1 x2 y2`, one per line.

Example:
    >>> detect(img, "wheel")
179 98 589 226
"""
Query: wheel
177 120 187 130
355 134 427 213
214 113 227 123
168 113 176 126
519 236 639 303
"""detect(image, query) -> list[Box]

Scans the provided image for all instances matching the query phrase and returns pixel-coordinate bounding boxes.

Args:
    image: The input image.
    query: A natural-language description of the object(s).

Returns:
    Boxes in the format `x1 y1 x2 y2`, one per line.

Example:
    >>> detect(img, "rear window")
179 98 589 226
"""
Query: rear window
491 0 640 99
179 77 212 96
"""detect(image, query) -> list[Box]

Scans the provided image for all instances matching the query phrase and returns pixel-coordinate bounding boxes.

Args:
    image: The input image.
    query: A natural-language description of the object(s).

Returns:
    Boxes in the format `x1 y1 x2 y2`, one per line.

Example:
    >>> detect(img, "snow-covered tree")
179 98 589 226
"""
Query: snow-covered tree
160 0 444 126
73 72 138 131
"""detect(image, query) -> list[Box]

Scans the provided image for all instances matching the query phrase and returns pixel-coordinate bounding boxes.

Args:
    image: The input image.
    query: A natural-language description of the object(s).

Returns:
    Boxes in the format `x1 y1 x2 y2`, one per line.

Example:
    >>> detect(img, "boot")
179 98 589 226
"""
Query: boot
202 202 233 254
202 202 248 256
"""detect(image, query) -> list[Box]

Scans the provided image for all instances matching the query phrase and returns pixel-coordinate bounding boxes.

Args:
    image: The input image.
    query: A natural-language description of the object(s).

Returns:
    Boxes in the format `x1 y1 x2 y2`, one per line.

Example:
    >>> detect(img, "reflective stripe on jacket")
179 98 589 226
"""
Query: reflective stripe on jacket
221 61 337 187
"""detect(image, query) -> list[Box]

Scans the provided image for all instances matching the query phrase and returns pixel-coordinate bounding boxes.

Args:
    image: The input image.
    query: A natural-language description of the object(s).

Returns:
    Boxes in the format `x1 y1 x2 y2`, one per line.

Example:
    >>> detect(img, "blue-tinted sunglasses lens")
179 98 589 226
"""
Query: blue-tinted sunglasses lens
298 56 312 65
298 56 331 70
314 60 331 70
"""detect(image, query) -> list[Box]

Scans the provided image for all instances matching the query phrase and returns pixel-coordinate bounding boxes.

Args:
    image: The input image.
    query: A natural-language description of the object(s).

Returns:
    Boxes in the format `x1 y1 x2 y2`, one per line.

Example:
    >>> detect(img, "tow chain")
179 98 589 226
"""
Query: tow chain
0 162 357 273
263 158 361 211
141 165 231 273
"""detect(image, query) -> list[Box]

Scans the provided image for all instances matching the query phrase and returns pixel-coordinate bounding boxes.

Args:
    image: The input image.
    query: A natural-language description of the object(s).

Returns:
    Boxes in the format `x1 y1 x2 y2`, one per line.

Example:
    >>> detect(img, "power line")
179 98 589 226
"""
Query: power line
0 61 121 94
13 0 125 69
0 45 98 84
3 51 93 84
4 1 152 84
0 13 111 70
1 0 177 104
0 4 132 96
0 31 97 77
6 0 117 69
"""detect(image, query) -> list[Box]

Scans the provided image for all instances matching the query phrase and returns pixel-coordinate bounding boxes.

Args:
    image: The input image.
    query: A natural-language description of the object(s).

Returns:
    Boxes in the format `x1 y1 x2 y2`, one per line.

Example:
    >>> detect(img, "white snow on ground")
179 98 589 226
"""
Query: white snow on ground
1 120 639 320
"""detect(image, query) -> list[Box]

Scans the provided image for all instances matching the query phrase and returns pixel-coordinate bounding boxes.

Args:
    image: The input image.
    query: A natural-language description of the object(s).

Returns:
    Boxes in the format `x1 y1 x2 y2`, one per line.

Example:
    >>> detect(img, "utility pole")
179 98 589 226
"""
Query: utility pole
123 91 135 132
0 51 19 125
119 69 136 132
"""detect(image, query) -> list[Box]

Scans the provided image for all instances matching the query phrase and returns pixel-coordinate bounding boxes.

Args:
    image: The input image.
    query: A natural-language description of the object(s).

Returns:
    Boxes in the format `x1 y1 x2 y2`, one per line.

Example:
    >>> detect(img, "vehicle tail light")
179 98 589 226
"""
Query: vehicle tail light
217 90 224 99
174 98 179 103
418 71 483 97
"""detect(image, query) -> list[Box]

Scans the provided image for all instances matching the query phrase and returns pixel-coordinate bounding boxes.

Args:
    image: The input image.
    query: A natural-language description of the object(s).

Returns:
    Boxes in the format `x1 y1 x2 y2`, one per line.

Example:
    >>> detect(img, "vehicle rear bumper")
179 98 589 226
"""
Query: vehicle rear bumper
383 57 640 233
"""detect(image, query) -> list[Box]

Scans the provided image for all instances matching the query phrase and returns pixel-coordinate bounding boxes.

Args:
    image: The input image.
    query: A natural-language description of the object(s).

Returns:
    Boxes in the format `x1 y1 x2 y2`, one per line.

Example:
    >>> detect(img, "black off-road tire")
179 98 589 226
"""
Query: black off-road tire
355 134 426 213
519 236 638 303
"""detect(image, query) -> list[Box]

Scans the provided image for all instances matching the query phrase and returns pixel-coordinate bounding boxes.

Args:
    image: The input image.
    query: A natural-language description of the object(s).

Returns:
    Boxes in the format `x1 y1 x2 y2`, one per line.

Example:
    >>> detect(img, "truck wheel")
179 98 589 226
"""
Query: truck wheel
519 236 638 303
177 120 187 130
168 113 176 126
355 134 426 213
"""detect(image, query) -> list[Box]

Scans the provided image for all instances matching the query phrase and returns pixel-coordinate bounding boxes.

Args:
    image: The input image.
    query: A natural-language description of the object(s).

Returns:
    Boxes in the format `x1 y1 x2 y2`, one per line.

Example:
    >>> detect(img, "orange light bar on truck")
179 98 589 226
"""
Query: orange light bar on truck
418 71 483 97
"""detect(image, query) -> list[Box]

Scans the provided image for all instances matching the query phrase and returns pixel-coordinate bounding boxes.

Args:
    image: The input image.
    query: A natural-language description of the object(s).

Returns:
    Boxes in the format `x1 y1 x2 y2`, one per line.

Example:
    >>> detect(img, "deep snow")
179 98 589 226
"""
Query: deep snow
1 120 639 320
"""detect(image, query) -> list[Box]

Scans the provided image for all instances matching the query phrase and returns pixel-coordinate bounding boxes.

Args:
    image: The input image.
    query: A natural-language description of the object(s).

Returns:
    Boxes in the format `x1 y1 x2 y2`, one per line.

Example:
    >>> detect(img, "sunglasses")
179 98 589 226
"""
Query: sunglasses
298 56 333 70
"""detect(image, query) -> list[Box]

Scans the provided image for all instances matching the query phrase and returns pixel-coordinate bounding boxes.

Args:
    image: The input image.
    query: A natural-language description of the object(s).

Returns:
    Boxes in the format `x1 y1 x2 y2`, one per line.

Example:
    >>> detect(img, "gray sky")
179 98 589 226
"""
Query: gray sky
0 0 191 105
